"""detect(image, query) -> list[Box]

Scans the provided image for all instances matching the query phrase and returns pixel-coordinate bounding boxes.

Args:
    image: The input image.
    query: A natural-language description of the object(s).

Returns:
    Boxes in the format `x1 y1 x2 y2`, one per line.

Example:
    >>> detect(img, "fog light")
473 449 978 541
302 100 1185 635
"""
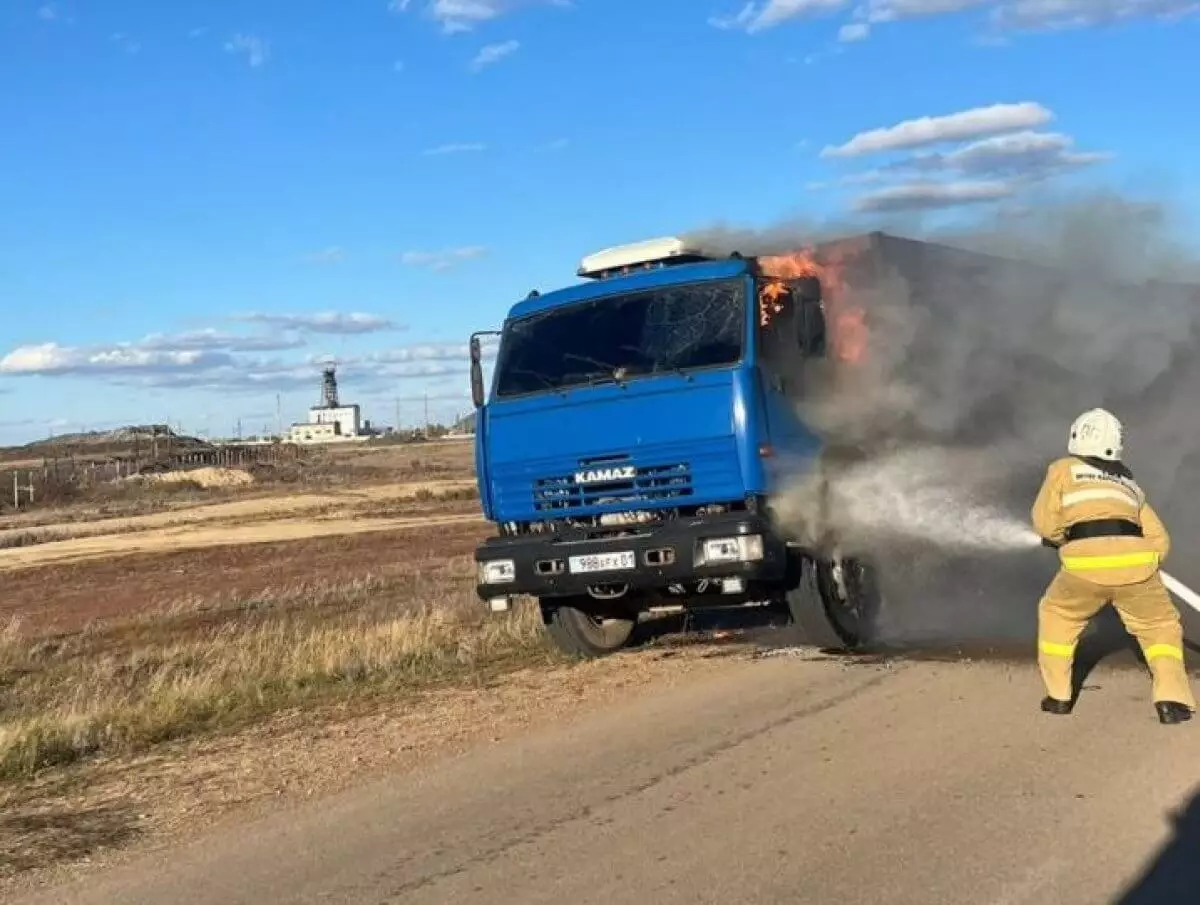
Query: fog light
722 577 746 594
488 596 511 613
699 534 764 565
478 559 516 584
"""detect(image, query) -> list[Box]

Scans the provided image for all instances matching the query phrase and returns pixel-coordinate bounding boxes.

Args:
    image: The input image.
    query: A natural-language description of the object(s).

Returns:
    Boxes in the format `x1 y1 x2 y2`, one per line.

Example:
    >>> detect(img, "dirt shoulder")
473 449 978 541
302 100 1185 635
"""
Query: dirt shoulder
0 478 476 543
0 511 484 573
0 639 748 899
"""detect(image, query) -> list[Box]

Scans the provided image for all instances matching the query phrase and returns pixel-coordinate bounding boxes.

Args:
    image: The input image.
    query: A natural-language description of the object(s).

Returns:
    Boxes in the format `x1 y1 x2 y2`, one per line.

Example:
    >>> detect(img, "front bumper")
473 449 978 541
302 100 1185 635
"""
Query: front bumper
474 512 788 603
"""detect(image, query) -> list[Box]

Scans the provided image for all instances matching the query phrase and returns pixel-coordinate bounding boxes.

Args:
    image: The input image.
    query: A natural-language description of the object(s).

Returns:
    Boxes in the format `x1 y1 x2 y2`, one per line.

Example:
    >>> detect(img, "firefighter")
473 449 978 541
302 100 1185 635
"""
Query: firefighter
1031 407 1195 725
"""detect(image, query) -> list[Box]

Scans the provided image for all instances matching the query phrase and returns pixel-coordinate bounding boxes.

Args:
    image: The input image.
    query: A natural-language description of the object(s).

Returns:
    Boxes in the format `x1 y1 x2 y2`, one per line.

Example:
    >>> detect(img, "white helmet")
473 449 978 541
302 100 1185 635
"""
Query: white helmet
1068 407 1123 461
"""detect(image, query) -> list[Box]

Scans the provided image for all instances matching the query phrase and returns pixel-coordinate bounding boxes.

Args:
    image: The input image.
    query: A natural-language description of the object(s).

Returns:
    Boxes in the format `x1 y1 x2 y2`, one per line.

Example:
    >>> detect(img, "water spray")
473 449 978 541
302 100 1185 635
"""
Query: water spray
786 447 1047 554
786 446 1200 616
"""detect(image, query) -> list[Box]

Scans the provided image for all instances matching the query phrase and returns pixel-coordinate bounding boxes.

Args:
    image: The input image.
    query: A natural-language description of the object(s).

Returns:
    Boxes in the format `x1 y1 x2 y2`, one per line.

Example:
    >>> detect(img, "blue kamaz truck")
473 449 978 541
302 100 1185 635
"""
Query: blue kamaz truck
468 230 1200 658
467 231 900 658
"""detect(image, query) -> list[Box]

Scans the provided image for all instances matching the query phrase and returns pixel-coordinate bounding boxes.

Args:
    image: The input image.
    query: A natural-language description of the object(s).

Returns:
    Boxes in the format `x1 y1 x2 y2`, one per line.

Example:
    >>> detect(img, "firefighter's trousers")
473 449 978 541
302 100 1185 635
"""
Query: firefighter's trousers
1037 569 1195 708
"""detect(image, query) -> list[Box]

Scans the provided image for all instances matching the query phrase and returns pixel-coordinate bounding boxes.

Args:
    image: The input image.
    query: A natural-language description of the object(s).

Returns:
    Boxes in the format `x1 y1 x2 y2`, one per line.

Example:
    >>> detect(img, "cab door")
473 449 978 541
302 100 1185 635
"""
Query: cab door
755 277 826 492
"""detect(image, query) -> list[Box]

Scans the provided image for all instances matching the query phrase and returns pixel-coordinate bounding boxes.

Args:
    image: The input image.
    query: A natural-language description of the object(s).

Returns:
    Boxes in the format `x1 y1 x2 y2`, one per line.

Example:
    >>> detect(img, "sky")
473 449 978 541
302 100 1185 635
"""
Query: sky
0 0 1197 444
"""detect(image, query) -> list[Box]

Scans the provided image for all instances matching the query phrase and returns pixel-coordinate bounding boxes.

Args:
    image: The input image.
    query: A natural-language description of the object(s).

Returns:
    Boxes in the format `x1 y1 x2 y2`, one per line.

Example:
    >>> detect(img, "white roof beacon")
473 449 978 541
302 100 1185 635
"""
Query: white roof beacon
576 236 716 280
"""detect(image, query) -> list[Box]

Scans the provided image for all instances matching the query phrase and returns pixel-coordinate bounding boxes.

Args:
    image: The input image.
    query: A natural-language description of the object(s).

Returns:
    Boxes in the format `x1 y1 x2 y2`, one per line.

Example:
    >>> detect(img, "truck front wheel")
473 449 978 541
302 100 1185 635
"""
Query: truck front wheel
784 550 879 652
541 597 636 658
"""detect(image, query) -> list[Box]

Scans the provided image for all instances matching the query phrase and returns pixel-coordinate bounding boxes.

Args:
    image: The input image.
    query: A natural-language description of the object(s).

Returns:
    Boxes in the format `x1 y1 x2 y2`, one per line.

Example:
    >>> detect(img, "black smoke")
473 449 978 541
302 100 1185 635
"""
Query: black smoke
685 188 1200 648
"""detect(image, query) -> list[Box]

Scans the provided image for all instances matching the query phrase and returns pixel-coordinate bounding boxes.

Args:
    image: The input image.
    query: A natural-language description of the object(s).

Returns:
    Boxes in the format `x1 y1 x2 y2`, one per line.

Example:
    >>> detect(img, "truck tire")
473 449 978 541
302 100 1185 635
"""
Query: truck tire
542 599 636 658
785 550 878 652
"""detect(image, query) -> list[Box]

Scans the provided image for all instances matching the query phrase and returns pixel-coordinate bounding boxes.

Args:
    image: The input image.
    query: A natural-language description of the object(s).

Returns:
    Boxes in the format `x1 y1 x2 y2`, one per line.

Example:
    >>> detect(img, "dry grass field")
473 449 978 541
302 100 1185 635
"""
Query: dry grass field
0 441 534 882
0 438 750 894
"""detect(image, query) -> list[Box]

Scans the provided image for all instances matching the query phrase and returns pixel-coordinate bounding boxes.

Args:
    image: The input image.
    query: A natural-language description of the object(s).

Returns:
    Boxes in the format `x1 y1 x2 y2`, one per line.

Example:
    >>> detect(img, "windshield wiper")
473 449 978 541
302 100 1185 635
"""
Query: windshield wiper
563 353 627 387
616 345 693 383
509 368 568 397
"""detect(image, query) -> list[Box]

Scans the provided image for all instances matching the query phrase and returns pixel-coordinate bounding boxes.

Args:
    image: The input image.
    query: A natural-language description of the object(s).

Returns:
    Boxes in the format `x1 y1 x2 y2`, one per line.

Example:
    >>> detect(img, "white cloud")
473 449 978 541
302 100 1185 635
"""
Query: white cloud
0 328 312 378
993 0 1200 30
232 312 402 334
852 179 1016 211
369 341 494 364
0 343 230 377
224 33 270 68
137 330 305 353
710 0 849 32
470 39 520 71
822 102 1053 157
0 331 486 400
717 0 1198 38
894 130 1112 179
421 142 487 156
435 0 503 33
860 0 1190 36
399 246 488 271
392 0 568 35
814 105 1110 212
866 0 991 21
126 340 493 394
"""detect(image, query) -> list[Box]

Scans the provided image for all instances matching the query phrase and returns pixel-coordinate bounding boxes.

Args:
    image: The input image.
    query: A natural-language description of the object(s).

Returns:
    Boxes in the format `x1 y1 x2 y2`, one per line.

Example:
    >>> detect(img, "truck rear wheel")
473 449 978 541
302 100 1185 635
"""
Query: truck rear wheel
785 550 879 652
541 598 636 658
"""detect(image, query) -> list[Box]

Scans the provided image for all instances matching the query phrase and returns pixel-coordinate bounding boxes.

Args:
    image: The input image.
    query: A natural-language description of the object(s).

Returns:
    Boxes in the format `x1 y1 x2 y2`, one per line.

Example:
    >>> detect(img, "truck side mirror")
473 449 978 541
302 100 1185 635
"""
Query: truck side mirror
791 277 826 357
469 336 485 408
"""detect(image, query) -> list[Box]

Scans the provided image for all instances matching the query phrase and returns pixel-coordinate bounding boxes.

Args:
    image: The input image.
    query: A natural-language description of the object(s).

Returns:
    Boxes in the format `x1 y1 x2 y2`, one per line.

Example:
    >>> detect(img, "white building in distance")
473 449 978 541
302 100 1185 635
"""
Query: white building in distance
288 366 369 445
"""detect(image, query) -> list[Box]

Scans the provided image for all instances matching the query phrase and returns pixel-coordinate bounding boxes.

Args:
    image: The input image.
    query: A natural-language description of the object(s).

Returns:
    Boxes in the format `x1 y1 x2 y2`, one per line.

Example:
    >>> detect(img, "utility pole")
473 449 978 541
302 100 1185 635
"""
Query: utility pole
424 391 429 438
276 393 282 438
395 397 401 434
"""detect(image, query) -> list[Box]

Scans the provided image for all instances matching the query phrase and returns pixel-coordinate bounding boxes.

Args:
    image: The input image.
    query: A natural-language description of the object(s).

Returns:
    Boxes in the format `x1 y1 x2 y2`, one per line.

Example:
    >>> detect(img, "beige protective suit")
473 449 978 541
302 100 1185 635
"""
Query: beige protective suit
1031 455 1195 709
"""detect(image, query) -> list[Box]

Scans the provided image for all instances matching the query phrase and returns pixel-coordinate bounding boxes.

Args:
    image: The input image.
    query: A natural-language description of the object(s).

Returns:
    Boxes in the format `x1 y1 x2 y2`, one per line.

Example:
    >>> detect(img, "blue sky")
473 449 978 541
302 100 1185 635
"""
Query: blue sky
0 0 1196 444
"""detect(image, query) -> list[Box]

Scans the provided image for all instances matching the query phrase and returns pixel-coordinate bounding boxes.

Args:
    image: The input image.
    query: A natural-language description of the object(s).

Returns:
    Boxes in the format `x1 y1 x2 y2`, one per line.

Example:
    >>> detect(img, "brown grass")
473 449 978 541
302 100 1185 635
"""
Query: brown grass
0 575 554 782
0 529 75 551
0 442 477 528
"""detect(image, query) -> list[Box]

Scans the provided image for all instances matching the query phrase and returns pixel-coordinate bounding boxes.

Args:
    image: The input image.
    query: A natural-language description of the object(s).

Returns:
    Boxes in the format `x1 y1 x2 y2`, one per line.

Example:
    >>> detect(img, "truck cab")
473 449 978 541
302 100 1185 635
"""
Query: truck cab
469 236 879 657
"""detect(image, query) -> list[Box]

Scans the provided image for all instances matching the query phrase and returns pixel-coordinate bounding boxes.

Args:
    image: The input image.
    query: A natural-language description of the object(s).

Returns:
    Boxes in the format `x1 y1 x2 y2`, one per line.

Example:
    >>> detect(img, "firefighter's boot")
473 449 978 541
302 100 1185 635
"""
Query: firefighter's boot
1156 702 1193 725
1041 696 1073 715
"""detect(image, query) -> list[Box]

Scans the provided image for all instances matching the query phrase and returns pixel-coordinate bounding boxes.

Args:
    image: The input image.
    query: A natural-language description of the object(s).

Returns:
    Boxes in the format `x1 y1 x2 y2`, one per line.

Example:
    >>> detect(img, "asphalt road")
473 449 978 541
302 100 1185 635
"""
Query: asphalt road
15 652 1200 905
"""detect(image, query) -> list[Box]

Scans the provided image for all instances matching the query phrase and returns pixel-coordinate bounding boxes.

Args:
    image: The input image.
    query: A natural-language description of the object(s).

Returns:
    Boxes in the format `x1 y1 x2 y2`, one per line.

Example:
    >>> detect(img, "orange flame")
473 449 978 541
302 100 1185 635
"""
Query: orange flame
755 244 867 364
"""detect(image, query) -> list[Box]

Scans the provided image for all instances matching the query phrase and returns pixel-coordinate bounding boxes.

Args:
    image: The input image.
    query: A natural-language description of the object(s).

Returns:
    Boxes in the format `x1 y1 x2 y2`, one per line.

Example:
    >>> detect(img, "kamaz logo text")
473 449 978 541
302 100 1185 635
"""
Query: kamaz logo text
574 466 636 484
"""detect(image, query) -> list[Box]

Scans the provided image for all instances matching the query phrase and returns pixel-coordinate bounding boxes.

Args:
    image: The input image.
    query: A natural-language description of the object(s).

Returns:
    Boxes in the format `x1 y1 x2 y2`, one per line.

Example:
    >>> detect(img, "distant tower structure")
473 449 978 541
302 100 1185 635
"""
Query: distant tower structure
286 361 364 445
320 366 340 408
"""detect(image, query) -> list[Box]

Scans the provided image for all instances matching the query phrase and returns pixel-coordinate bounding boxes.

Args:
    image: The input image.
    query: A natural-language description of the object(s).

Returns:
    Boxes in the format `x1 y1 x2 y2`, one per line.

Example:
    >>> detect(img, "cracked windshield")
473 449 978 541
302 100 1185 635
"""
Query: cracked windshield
493 280 745 397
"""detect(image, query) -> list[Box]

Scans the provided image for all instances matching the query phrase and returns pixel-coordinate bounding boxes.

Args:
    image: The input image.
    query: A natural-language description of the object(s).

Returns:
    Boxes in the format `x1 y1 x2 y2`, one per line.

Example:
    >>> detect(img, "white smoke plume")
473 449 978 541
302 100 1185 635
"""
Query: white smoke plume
685 188 1200 646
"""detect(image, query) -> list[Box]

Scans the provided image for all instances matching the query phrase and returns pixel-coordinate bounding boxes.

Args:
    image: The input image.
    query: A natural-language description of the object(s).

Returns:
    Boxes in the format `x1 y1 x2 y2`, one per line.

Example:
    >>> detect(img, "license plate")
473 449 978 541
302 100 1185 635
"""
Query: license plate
568 551 636 574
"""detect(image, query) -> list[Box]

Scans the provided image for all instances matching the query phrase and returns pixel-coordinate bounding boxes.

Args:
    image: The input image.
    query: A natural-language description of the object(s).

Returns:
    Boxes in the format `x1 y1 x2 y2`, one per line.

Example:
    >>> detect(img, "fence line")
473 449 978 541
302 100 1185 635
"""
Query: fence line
1 443 308 512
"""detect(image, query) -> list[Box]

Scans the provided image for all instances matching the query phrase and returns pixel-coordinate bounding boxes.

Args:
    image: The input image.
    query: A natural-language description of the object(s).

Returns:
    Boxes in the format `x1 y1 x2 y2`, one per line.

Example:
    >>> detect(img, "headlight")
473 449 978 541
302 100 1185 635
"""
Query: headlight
699 534 764 565
478 559 516 584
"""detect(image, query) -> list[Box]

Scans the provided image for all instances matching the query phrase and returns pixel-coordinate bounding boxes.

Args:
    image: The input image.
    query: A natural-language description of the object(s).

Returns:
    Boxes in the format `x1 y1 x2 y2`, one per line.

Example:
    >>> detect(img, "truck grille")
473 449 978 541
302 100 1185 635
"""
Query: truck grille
532 461 693 513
